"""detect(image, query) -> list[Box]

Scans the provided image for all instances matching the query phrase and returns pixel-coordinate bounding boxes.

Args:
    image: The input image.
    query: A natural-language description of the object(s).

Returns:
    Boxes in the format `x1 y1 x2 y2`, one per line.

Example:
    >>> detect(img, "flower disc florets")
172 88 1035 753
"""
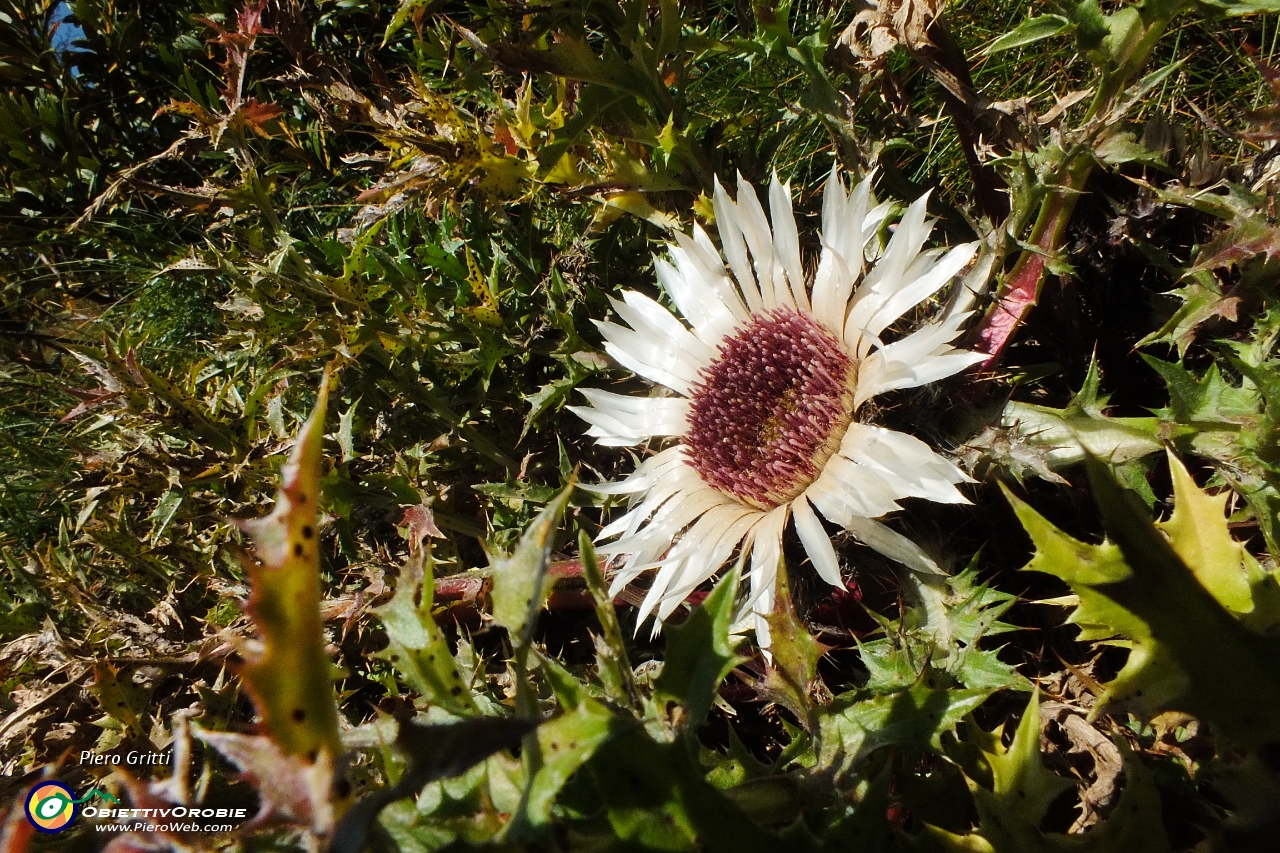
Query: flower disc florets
686 309 855 510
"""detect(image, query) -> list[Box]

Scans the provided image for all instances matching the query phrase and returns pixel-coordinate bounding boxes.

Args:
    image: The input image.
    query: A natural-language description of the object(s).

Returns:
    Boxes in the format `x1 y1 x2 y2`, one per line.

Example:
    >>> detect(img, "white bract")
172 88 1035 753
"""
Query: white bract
571 168 983 645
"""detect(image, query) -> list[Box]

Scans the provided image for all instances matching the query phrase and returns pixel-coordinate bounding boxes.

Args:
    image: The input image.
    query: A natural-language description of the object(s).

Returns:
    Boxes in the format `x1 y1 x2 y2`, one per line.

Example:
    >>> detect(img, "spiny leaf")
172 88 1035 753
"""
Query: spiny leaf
759 564 829 725
815 685 992 781
579 529 636 707
461 244 502 328
1085 455 1280 743
857 566 1026 694
1197 0 1280 15
1142 355 1258 425
654 561 746 728
587 729 781 853
111 346 241 454
489 480 575 647
195 727 342 835
375 549 478 716
969 689 1074 827
818 763 893 852
235 370 342 760
506 653 632 835
1136 275 1241 356
91 662 149 738
1005 459 1280 746
1000 399 1162 474
1158 451 1259 617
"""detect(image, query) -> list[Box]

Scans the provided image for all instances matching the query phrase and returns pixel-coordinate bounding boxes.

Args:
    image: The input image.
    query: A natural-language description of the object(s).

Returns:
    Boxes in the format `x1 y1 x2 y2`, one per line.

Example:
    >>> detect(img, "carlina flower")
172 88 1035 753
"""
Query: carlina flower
571 166 984 645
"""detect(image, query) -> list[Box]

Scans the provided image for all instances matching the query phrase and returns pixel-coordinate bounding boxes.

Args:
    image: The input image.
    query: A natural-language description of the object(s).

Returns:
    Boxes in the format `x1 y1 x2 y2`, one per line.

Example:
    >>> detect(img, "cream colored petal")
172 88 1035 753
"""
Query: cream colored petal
844 515 944 575
841 423 972 503
635 502 749 628
635 560 682 629
844 191 933 342
713 177 763 312
672 230 750 325
745 505 787 612
653 257 714 340
597 320 698 395
811 241 857 346
569 391 688 445
860 242 977 339
792 495 844 587
662 506 759 603
769 173 809 312
812 454 907 518
823 168 881 281
577 387 689 420
582 446 684 499
855 310 984 406
734 173 790 310
820 163 847 250
598 464 715 542
754 612 773 649
615 291 716 367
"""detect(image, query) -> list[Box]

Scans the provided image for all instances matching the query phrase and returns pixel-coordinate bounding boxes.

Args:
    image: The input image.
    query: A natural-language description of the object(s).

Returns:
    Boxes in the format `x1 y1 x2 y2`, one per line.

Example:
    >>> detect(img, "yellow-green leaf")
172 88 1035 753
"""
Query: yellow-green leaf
1157 450 1254 615
236 371 342 760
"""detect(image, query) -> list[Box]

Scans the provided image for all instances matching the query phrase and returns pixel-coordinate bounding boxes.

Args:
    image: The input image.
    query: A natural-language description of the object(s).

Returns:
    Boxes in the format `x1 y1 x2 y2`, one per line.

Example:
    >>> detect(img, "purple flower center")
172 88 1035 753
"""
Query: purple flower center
684 309 856 509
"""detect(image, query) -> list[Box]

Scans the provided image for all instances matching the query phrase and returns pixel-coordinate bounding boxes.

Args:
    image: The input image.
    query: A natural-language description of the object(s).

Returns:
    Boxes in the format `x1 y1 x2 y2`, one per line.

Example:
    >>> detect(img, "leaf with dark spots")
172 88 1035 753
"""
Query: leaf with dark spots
505 653 632 836
235 371 343 762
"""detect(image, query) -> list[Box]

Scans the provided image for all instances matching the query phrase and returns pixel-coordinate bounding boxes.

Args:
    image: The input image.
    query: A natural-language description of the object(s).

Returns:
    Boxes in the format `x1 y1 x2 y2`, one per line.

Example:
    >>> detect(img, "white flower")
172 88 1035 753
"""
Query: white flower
571 167 984 645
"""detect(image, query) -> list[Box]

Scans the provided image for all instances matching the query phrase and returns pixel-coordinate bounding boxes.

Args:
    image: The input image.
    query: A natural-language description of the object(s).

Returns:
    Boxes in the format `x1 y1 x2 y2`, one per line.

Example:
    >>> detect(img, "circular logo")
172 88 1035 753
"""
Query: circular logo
25 781 77 833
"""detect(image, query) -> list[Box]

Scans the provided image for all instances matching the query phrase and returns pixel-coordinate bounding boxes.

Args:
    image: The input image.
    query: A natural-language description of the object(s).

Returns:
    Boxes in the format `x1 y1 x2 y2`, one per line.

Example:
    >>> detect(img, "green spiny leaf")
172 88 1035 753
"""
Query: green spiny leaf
489 480 575 647
331 716 537 853
816 685 992 781
375 549 478 717
579 528 636 707
654 561 746 728
1005 459 1280 746
933 691 1171 852
1142 355 1258 425
972 689 1074 826
857 566 1027 694
506 652 632 835
1158 450 1260 617
588 729 782 853
759 564 829 725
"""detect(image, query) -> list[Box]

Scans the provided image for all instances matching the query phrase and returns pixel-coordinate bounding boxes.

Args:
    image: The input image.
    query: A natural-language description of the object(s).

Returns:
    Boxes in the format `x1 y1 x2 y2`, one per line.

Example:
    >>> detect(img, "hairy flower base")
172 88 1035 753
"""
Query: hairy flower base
686 309 855 510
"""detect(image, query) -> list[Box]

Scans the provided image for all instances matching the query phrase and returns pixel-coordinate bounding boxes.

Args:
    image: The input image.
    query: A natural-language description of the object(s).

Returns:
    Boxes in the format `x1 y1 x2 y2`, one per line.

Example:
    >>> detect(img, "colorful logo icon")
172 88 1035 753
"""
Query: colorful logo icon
24 781 77 833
